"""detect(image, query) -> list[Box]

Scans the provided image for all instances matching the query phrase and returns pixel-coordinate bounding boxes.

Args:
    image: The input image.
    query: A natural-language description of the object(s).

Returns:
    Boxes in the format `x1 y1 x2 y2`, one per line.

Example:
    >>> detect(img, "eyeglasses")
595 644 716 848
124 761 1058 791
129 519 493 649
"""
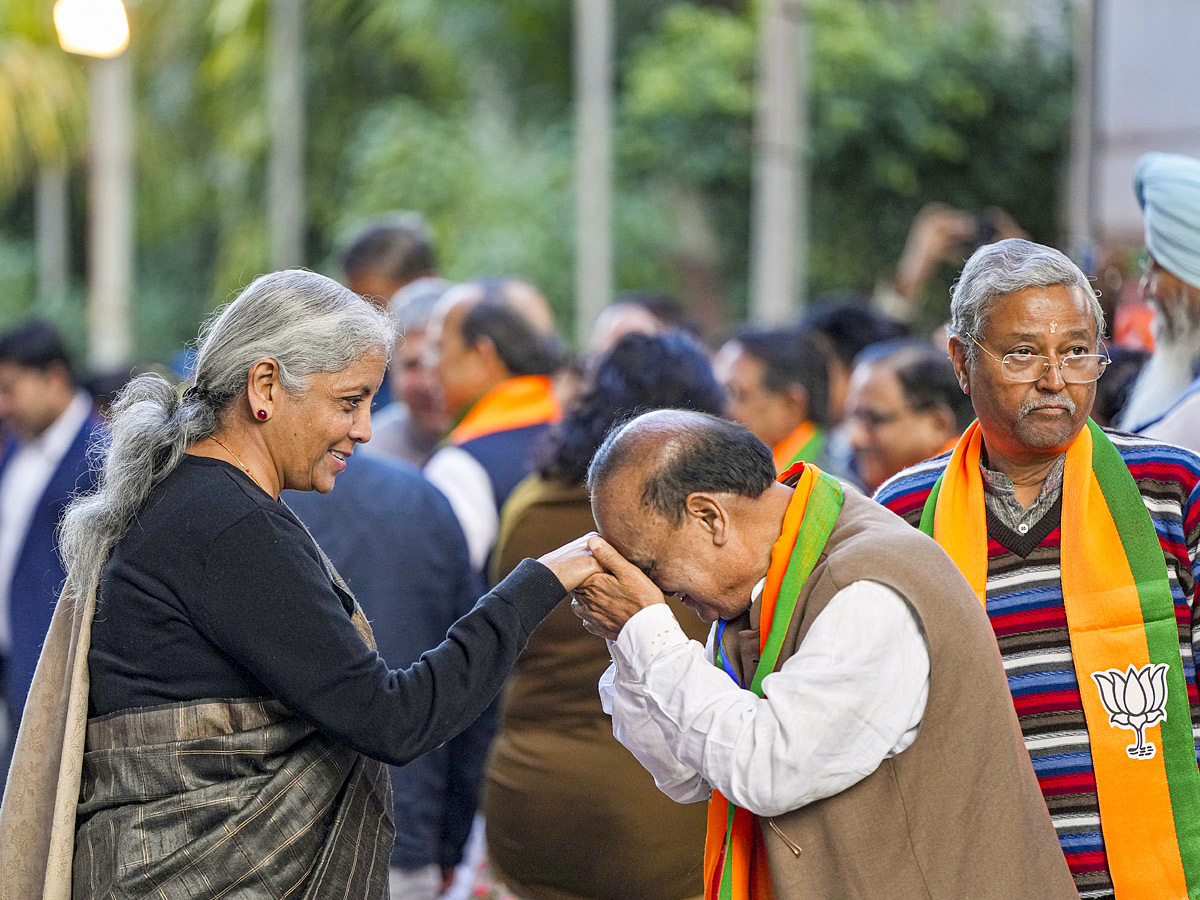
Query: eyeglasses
968 335 1109 384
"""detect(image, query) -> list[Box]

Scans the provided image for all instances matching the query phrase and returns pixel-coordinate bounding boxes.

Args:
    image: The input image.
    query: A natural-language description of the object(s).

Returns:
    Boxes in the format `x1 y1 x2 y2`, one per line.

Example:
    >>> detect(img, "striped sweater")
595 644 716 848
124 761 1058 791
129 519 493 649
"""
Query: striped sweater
875 430 1200 900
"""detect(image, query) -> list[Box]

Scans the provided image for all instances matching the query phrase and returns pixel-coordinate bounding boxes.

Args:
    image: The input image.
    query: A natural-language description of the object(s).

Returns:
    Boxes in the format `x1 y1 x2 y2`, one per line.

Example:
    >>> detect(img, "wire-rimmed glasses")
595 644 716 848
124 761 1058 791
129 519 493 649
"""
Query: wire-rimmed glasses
968 335 1109 384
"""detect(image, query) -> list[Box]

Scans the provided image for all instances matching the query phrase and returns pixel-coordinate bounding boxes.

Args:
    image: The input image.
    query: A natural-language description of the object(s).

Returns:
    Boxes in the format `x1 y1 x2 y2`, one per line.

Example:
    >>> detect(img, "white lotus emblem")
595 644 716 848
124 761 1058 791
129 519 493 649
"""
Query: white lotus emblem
1091 664 1169 760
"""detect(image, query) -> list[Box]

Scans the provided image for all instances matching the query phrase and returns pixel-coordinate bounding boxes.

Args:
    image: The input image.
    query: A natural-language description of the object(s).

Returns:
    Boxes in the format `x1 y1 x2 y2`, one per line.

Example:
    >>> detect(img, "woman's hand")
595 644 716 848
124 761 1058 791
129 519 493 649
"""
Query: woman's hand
570 536 666 640
538 534 604 592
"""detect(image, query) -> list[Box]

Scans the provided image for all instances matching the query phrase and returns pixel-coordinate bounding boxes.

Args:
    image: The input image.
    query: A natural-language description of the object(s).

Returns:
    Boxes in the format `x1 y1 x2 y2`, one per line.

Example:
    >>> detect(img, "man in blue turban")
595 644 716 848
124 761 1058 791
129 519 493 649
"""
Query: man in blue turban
1119 151 1200 450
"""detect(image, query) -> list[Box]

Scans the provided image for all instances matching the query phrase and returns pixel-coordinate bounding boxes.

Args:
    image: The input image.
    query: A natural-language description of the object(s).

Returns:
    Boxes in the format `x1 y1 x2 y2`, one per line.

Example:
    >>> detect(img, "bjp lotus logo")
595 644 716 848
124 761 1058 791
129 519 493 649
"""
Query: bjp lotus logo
1091 664 1170 760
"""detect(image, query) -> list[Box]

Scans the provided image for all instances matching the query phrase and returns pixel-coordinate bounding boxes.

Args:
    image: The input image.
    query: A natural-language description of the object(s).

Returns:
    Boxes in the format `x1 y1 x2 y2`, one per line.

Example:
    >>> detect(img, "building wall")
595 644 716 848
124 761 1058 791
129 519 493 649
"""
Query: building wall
1094 0 1200 242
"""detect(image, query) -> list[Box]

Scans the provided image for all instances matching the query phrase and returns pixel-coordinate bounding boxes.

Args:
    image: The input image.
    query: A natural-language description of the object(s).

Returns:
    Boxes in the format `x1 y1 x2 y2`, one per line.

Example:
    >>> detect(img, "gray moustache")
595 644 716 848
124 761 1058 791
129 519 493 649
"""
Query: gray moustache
1019 396 1076 416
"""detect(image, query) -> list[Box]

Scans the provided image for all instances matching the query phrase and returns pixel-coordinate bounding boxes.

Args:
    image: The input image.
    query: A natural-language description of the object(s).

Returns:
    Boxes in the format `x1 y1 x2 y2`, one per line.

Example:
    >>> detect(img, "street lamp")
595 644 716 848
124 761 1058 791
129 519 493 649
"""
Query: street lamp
54 0 134 369
53 0 129 58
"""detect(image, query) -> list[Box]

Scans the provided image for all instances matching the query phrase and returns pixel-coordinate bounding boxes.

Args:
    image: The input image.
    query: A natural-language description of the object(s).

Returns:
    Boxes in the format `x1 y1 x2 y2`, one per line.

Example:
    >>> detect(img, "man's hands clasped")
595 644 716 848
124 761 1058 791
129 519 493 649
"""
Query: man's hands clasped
573 535 667 640
539 533 669 639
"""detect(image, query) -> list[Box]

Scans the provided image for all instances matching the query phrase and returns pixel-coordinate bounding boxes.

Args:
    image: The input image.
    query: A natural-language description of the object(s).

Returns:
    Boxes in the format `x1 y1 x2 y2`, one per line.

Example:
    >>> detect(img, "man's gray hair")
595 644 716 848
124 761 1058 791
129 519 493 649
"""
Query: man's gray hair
949 239 1105 365
59 269 394 609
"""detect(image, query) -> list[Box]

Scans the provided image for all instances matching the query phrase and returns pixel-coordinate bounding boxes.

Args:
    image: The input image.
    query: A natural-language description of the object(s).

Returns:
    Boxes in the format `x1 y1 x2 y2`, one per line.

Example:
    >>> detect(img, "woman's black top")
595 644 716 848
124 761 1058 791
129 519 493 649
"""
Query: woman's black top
88 455 566 767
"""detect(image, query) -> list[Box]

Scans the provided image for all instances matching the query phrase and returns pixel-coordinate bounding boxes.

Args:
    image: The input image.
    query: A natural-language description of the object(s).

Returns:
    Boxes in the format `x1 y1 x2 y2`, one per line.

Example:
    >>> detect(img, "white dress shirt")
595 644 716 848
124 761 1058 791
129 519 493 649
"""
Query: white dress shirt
0 391 93 651
424 445 498 572
599 580 929 817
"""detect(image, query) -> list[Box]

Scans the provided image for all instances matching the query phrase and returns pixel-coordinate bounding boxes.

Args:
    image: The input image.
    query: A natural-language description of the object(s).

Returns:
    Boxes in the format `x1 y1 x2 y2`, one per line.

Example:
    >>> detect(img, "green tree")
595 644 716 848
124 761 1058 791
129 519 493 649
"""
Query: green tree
0 0 1073 361
0 0 85 191
621 0 1073 324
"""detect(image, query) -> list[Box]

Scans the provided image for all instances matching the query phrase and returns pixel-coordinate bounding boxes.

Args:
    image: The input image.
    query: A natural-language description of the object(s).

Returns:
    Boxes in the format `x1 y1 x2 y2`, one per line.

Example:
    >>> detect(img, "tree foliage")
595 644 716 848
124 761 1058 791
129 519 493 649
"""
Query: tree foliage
620 0 1072 319
0 0 86 190
0 0 1073 359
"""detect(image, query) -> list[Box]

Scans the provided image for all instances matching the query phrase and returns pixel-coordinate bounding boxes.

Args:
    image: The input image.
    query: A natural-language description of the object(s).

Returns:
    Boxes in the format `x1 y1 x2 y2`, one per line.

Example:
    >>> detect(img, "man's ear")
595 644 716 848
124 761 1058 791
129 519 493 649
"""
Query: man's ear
473 335 507 377
782 383 810 421
684 492 730 545
246 358 280 417
947 335 971 395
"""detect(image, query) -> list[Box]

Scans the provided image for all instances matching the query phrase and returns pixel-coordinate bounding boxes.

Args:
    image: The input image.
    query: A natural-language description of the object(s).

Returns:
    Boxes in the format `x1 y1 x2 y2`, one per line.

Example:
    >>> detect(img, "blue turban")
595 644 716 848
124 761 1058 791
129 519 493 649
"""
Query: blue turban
1134 151 1200 291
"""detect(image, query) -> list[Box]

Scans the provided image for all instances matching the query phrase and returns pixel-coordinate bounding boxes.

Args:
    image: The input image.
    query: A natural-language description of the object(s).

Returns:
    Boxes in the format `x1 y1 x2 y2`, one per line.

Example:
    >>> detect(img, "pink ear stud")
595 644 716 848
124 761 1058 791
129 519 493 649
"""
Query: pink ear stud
257 409 268 421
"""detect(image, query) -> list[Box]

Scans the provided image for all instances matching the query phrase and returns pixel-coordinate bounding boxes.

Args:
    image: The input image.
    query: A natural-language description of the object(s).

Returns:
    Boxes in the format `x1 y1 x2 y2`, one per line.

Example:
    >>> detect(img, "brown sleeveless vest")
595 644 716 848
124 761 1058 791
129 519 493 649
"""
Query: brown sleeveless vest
720 487 1076 900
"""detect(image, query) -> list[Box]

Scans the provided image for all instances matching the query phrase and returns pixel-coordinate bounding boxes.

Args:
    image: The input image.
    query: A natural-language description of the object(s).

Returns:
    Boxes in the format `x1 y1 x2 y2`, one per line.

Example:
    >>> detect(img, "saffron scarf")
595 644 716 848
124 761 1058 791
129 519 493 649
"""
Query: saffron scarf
447 375 561 446
704 462 844 900
771 421 824 474
919 419 1200 900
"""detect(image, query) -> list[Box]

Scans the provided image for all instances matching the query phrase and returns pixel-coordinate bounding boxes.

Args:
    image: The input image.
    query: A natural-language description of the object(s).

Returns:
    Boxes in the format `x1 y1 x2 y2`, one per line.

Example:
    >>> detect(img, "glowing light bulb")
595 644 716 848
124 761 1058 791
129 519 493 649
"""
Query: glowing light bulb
54 0 130 59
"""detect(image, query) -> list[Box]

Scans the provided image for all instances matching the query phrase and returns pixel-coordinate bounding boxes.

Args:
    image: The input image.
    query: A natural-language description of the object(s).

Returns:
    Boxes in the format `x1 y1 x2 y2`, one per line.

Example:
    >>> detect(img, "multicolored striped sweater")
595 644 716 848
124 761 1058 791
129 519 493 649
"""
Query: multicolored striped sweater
874 430 1200 900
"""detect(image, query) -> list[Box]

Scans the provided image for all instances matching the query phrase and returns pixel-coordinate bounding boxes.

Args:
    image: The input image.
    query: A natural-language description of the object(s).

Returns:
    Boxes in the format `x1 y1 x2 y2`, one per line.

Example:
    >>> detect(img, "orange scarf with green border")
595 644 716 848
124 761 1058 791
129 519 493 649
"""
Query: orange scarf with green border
703 462 844 900
919 419 1200 900
770 421 824 475
447 375 561 446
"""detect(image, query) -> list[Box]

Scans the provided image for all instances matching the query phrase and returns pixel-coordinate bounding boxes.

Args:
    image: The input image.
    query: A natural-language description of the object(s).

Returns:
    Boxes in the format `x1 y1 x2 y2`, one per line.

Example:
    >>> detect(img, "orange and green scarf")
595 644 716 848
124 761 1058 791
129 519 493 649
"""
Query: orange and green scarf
771 421 824 475
447 375 561 446
919 419 1200 900
704 462 844 900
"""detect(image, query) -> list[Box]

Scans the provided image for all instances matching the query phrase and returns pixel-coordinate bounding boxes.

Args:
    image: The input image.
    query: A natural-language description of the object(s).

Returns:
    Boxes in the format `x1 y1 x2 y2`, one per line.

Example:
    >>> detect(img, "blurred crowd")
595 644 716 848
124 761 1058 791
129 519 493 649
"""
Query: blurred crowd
2 149 1200 900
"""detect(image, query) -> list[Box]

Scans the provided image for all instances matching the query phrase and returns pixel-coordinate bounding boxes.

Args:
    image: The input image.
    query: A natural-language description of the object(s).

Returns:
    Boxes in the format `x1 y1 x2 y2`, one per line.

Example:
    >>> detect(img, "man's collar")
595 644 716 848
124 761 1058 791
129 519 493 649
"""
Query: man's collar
446 375 560 446
979 451 1066 499
979 451 1066 531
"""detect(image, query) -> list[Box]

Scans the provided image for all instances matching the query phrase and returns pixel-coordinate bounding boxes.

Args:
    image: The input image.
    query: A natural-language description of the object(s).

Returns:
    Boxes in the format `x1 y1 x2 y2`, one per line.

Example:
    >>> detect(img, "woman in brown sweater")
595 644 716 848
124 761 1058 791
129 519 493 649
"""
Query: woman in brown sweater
478 331 728 900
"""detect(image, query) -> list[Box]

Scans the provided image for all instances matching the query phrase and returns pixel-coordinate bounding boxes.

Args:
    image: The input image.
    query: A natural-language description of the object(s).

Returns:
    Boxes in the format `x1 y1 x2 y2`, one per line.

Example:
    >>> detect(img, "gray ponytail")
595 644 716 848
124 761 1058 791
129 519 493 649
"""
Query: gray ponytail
59 269 394 607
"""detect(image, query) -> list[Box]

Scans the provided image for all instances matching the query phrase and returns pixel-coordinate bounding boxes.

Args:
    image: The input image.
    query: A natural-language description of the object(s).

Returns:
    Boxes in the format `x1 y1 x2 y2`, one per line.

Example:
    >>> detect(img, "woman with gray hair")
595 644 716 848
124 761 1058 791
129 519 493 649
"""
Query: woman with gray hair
0 270 599 900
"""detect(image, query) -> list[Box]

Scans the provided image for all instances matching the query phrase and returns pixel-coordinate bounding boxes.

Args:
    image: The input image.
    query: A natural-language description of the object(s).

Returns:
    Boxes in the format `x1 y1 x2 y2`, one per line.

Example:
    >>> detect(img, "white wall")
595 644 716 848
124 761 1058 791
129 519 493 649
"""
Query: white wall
1093 0 1200 242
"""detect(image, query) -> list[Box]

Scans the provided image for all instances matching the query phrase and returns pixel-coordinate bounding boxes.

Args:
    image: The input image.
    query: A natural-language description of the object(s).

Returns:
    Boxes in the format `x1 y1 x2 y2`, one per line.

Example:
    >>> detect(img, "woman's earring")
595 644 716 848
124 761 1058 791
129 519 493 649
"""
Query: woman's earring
257 409 268 421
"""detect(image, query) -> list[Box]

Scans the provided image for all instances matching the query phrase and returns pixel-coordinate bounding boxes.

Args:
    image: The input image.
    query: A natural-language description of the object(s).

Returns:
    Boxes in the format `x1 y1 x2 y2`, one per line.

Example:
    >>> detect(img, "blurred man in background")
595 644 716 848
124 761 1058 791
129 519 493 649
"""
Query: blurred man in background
1119 152 1200 450
285 454 483 900
367 278 453 467
802 302 910 427
340 213 439 310
844 340 973 493
586 292 701 357
0 321 102 787
803 302 911 484
341 213 442 416
424 279 564 572
714 326 835 475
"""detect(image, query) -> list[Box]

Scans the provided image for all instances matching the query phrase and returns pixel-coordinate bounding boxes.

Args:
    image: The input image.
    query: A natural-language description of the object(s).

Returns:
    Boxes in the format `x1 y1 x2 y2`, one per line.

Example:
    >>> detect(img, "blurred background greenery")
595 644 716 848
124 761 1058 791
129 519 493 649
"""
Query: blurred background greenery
0 0 1072 359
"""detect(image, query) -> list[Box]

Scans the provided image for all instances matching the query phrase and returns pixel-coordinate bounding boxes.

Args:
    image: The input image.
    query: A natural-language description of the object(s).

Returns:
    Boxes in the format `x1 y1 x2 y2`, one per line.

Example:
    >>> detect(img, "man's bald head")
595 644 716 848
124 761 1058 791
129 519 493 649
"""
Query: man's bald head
587 410 776 524
587 410 789 624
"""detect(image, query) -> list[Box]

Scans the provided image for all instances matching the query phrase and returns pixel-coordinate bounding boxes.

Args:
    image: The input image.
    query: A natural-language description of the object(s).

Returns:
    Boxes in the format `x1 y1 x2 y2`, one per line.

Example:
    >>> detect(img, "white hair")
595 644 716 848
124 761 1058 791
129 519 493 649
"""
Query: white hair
949 239 1105 365
59 269 394 608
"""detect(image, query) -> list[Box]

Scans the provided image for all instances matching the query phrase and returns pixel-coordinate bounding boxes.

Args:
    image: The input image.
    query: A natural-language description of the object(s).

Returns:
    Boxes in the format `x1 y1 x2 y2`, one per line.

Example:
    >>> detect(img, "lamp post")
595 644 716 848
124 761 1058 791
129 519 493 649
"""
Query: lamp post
573 0 613 344
750 0 809 322
1064 0 1096 268
268 0 305 269
54 0 133 369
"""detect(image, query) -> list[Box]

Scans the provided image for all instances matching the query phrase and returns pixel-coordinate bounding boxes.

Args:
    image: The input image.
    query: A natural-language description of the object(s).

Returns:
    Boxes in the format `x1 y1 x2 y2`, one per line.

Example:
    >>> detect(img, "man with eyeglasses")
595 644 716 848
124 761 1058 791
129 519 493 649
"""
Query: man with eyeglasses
876 238 1200 900
1118 152 1200 451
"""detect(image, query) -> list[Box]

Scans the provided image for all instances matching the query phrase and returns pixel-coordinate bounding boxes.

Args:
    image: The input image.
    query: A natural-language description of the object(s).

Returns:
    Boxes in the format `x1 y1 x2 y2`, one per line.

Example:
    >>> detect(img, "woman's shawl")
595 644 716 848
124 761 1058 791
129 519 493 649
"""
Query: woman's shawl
0 546 393 900
0 578 93 900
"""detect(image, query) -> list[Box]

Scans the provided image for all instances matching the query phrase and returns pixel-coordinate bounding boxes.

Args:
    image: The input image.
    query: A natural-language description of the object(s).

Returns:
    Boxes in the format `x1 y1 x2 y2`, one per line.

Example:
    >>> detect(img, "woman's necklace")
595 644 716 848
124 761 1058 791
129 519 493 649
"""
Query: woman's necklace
210 436 264 491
